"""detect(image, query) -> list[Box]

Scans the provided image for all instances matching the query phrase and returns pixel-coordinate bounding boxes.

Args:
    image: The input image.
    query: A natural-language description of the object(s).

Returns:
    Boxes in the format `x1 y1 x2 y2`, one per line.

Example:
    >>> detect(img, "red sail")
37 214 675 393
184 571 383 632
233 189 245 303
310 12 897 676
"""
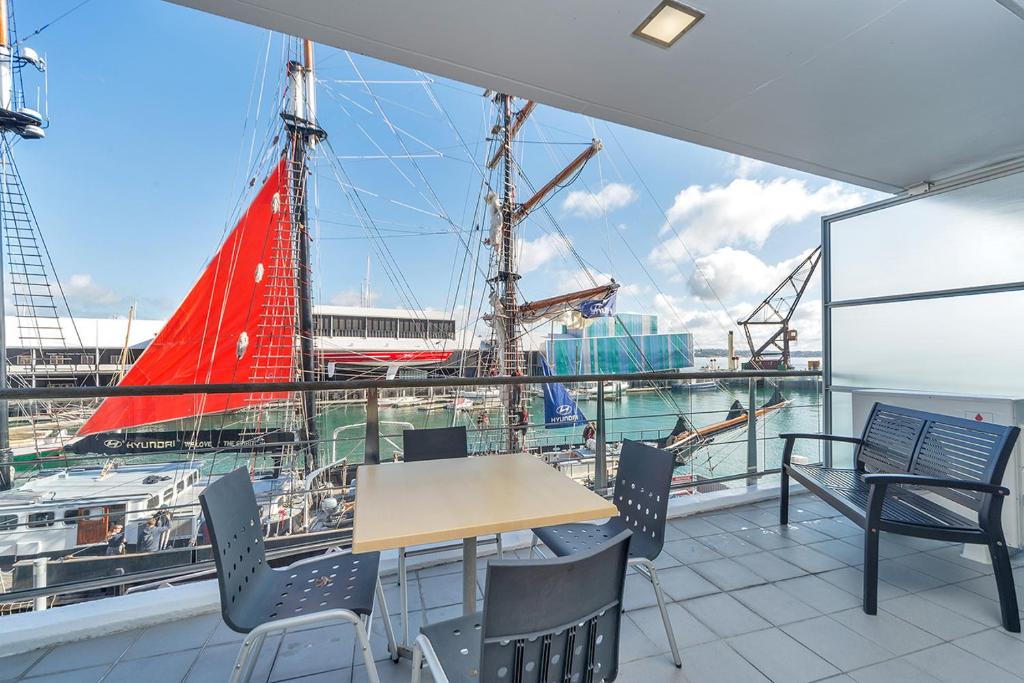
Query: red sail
78 159 296 436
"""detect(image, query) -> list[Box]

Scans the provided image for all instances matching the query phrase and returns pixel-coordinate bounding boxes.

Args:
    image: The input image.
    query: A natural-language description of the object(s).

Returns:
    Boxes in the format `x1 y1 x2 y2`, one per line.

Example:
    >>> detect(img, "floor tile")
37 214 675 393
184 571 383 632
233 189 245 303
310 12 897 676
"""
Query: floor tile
817 566 905 602
847 657 941 682
615 653 688 682
880 594 988 640
704 512 757 532
733 551 806 582
952 628 1024 676
682 592 770 638
776 523 831 545
769 545 846 573
676 640 769 682
903 643 1022 683
618 615 666 663
185 636 281 683
800 517 861 540
650 564 720 601
697 532 759 558
732 584 820 626
733 527 800 551
381 577 423 616
916 584 1007 628
925 545 994 574
876 559 947 593
104 650 200 683
627 603 718 651
780 615 893 671
728 628 839 683
352 658 432 683
28 632 138 676
669 516 719 538
662 538 723 565
417 573 479 610
123 614 219 659
891 552 984 584
623 572 660 611
830 606 940 655
774 575 860 613
22 665 109 683
0 650 45 681
269 624 356 681
690 558 765 591
805 539 865 566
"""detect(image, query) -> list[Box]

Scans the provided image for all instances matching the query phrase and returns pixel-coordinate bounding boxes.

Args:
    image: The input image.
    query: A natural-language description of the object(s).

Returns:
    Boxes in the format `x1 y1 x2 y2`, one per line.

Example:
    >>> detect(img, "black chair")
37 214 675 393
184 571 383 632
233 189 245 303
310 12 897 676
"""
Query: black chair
531 440 682 668
200 467 398 683
397 427 503 645
412 530 632 683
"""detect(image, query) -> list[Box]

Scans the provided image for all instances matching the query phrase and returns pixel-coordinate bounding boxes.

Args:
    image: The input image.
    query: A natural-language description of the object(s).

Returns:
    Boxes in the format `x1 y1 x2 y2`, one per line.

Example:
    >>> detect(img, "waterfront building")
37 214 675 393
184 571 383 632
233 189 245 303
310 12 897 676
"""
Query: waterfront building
545 312 693 375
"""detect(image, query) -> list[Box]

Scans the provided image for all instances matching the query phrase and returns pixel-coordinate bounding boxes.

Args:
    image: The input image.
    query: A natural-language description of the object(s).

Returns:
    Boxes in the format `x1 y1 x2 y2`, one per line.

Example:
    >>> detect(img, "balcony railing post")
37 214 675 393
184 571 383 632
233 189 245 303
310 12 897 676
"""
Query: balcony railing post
595 382 607 491
32 557 48 611
365 387 380 465
747 378 758 484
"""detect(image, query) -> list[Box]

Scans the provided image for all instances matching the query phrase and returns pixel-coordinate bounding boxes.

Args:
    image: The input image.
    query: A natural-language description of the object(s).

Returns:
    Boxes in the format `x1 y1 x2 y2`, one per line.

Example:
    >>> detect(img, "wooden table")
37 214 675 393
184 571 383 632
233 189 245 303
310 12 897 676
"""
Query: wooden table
353 452 618 617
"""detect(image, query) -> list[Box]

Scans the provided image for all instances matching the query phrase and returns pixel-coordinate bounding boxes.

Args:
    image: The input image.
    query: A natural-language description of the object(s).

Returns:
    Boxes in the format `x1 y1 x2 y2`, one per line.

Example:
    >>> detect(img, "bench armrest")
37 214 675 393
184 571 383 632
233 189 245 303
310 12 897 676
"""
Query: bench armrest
778 433 864 445
862 473 1010 497
779 433 863 466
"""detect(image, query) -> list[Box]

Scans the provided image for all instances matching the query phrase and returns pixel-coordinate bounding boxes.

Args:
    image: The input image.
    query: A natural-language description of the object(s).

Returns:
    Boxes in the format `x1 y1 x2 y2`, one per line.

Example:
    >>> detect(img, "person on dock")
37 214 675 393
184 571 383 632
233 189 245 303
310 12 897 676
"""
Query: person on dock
138 512 171 553
105 523 125 556
583 421 597 450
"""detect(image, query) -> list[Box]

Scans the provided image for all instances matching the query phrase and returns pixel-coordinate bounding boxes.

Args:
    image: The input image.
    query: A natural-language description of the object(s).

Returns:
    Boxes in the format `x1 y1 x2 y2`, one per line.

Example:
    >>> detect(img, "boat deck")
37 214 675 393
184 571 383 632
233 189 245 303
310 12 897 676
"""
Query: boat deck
2 494 1022 682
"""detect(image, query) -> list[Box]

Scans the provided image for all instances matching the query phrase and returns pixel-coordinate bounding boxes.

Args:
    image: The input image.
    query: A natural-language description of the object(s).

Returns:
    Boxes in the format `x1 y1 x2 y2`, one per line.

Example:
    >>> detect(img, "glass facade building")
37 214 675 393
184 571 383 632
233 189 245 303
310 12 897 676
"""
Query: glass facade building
547 312 692 375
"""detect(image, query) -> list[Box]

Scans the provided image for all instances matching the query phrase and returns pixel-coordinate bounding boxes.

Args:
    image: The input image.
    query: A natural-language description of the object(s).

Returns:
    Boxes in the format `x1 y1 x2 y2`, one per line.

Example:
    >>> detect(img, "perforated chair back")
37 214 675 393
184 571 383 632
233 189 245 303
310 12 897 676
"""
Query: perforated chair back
479 530 631 682
200 467 272 632
613 440 674 560
402 426 468 462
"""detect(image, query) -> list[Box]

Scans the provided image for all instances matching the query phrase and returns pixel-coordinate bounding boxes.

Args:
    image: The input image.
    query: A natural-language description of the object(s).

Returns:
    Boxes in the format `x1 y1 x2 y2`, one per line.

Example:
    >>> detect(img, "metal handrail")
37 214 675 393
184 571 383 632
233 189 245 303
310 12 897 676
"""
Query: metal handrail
0 368 820 401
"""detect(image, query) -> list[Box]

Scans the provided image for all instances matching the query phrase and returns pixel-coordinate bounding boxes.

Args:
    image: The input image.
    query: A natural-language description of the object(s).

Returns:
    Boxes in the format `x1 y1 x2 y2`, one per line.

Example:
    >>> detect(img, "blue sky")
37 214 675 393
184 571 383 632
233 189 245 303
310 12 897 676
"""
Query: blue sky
12 0 884 351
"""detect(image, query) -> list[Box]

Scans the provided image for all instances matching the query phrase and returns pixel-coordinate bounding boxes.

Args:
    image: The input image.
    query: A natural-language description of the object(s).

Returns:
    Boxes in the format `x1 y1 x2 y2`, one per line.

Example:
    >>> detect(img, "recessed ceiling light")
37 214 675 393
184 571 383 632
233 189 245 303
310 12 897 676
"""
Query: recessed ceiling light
633 1 704 48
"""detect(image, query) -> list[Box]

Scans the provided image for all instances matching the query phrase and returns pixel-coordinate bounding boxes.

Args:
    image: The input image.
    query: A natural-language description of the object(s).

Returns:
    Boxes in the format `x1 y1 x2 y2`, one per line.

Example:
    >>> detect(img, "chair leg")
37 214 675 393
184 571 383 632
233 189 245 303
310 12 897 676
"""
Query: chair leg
399 547 409 646
862 528 879 615
495 532 503 559
637 559 682 669
375 577 400 661
353 616 382 683
529 532 541 558
412 634 451 683
229 631 266 683
988 538 1021 633
779 468 789 525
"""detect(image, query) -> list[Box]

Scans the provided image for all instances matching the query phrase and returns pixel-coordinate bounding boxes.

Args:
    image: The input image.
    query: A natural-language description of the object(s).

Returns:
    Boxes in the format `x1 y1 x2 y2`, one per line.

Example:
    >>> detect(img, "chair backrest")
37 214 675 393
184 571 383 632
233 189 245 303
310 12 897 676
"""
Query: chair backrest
199 467 271 632
402 426 468 462
612 440 674 560
856 403 927 473
478 530 631 683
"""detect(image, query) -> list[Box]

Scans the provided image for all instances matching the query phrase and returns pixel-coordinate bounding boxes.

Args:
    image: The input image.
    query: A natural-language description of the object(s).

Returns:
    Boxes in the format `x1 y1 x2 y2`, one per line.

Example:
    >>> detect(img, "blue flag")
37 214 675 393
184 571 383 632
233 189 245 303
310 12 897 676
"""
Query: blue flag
580 291 616 318
540 355 587 429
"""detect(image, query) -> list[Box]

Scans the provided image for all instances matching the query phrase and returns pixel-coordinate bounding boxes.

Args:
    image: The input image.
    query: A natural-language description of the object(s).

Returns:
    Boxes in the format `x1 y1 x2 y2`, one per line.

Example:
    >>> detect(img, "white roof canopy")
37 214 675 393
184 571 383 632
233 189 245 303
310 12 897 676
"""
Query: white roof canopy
169 0 1024 192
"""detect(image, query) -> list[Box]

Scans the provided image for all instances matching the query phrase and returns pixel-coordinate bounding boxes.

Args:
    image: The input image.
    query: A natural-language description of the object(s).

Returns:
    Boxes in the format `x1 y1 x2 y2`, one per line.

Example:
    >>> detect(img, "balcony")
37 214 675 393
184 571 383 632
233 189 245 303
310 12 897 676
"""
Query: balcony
1 491 1022 682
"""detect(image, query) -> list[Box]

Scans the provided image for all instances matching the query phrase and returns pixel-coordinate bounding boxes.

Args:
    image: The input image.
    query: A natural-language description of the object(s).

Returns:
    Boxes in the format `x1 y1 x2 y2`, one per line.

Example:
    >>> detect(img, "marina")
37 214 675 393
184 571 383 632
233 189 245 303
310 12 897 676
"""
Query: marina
0 1 1020 682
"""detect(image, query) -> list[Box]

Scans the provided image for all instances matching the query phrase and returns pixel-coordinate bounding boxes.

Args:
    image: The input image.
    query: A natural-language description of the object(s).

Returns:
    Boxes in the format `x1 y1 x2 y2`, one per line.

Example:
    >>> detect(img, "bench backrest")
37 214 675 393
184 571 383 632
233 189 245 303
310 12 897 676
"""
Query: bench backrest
858 402 1020 511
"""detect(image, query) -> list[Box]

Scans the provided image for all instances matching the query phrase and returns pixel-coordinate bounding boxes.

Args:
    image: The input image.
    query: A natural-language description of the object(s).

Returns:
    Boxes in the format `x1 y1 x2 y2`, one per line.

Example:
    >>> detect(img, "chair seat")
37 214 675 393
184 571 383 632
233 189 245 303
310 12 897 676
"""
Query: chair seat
789 464 976 531
230 551 381 633
534 519 652 559
419 612 484 683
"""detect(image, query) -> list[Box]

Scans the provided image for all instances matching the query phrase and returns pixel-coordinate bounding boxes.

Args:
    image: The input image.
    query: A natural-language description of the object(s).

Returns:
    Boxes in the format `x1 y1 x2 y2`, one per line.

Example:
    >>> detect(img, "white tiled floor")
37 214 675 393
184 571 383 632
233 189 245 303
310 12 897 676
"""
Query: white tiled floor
3 494 1023 682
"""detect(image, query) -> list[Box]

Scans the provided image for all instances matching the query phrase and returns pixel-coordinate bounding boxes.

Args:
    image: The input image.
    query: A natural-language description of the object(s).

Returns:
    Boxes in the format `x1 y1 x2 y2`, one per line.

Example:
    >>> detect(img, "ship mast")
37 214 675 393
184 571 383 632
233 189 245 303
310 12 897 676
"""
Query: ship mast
0 0 9 481
487 94 604 450
284 39 325 472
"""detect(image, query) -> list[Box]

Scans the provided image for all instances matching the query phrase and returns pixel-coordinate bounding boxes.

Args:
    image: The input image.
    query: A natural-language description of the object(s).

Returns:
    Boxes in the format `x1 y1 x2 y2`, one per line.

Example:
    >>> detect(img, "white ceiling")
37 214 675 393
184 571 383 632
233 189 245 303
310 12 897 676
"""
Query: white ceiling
168 0 1024 192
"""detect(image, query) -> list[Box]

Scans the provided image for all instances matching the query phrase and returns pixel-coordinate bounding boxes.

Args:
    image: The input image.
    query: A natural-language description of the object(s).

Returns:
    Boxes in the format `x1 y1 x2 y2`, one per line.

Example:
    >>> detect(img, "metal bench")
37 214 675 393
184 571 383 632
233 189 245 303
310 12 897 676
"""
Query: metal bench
780 402 1020 632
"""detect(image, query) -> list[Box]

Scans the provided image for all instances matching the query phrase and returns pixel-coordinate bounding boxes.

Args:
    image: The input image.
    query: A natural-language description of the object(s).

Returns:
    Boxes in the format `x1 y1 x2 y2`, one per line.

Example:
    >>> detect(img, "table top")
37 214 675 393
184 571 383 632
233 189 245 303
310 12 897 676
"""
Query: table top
352 453 619 553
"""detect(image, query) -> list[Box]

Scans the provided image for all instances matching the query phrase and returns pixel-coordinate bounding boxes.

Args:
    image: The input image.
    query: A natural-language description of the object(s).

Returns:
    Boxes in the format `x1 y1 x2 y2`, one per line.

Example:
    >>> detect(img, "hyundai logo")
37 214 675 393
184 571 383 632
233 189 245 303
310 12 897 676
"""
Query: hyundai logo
556 404 574 416
103 439 124 449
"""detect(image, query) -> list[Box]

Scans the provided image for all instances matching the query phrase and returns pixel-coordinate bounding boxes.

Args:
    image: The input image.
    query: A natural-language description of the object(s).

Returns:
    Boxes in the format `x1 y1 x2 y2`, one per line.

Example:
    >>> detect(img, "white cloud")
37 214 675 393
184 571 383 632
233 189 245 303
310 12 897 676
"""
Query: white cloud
687 247 816 301
329 288 378 307
650 178 864 269
518 233 567 274
63 273 126 315
732 155 769 179
562 182 637 219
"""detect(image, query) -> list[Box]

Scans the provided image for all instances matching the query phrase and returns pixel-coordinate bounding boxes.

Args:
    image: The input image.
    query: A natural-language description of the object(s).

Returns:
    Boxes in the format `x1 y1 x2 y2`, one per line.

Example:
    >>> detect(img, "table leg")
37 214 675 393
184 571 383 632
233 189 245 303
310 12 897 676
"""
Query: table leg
462 536 477 615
